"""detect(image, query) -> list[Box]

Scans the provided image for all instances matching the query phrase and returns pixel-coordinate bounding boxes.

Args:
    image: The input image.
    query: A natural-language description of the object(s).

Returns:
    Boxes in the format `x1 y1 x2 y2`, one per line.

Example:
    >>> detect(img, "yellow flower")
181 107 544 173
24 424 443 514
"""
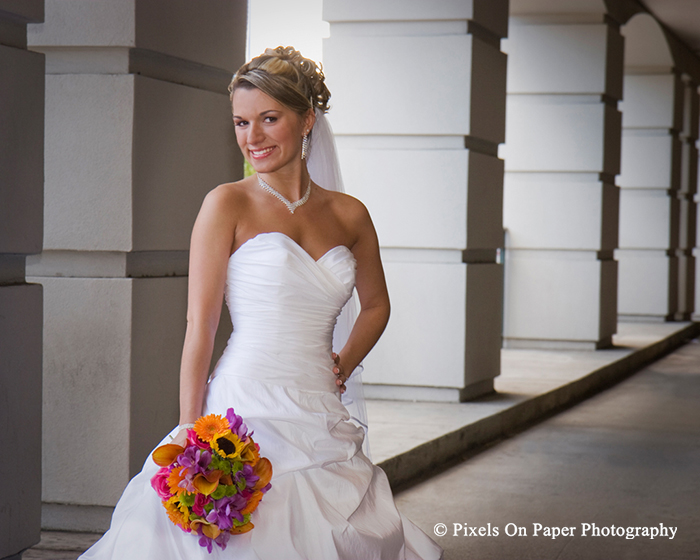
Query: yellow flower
252 457 273 491
152 443 184 467
240 439 260 465
211 430 245 460
191 519 221 539
164 496 190 531
194 414 230 442
192 470 223 496
230 521 254 535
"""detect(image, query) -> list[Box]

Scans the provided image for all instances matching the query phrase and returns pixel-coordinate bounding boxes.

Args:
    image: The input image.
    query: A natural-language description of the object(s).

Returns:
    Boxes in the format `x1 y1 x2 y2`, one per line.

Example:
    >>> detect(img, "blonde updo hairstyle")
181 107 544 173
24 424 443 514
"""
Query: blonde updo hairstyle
228 46 331 117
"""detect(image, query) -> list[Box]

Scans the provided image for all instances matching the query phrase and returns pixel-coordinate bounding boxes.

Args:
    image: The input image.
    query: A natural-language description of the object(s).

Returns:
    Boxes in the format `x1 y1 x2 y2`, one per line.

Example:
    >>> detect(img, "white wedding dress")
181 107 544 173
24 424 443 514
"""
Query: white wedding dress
80 231 443 560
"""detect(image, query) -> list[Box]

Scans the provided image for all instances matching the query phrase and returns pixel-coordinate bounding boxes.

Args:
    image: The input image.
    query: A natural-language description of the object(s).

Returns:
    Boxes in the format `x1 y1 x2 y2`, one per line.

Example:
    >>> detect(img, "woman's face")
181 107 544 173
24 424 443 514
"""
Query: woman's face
232 87 312 175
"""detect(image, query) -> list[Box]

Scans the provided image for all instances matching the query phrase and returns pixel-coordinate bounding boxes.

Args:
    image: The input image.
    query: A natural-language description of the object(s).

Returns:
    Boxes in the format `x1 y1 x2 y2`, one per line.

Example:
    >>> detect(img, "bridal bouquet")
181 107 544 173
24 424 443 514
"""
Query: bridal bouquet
150 408 273 553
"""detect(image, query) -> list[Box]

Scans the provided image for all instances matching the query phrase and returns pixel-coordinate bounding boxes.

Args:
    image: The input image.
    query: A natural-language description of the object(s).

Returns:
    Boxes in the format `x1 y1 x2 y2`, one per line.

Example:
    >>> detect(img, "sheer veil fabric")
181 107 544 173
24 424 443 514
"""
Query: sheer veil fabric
306 109 371 458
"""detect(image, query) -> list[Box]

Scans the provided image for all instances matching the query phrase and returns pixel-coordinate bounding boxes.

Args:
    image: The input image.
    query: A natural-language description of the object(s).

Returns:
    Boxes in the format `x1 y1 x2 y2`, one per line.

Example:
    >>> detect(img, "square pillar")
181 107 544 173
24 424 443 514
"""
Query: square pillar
503 18 624 349
0 2 44 558
26 0 246 530
324 0 508 400
617 71 686 320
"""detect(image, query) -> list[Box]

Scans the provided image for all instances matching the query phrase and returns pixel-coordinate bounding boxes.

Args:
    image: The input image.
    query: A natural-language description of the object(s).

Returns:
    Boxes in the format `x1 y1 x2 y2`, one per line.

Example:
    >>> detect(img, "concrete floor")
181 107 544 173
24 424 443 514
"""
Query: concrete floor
395 339 700 560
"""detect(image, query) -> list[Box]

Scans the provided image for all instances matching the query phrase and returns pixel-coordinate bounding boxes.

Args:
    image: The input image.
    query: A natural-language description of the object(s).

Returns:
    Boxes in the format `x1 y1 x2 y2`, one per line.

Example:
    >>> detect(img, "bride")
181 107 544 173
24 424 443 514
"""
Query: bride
80 46 443 560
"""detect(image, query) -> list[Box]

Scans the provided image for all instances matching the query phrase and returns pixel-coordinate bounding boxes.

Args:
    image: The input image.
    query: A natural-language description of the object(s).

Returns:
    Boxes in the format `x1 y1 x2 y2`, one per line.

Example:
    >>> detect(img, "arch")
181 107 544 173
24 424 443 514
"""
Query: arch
622 13 674 70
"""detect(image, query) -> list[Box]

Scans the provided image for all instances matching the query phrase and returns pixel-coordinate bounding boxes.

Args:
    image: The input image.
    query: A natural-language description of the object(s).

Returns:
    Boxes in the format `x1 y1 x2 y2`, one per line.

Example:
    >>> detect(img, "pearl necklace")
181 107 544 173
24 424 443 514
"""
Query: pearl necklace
257 175 311 214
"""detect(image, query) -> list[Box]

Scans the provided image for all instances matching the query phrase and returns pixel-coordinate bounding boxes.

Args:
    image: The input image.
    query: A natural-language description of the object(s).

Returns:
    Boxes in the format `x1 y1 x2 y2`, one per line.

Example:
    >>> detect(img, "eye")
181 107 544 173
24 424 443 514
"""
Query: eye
234 120 248 127
264 116 277 123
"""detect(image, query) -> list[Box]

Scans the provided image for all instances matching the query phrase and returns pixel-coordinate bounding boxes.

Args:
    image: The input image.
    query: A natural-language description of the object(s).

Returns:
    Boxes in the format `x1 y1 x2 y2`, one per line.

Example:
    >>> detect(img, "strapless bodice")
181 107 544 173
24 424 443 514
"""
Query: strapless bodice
212 232 357 393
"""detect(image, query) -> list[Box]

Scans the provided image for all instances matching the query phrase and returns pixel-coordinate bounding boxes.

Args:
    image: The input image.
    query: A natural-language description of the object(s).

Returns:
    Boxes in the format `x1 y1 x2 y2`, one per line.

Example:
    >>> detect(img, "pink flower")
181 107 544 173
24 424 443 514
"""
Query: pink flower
150 467 173 501
187 429 210 450
192 493 211 517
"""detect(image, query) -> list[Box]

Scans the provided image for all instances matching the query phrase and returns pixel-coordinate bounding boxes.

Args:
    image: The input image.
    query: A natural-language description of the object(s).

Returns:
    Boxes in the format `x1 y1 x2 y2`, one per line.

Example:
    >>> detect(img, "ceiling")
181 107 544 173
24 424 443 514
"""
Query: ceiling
642 0 700 55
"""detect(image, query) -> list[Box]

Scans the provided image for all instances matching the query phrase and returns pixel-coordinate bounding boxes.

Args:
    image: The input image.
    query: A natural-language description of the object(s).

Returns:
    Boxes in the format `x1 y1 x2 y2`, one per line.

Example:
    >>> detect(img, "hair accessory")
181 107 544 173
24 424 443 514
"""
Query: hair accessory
301 132 309 160
257 175 311 214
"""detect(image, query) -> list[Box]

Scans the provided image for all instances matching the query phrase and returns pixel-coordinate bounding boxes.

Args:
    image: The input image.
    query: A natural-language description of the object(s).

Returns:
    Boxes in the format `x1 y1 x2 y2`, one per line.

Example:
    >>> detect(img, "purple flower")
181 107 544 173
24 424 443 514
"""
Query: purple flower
198 534 213 553
235 463 259 490
205 494 248 531
226 407 250 440
214 531 231 551
177 447 211 478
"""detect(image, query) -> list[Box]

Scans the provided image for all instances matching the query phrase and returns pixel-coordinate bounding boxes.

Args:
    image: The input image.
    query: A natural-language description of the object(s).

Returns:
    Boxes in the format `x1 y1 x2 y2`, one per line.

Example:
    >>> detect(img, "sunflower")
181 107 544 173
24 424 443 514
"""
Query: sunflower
194 413 230 442
164 497 190 531
211 430 245 460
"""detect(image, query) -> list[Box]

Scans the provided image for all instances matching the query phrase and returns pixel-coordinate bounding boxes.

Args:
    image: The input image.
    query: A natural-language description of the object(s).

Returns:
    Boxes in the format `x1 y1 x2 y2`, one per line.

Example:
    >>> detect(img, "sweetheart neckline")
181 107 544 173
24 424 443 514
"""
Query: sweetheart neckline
231 231 354 264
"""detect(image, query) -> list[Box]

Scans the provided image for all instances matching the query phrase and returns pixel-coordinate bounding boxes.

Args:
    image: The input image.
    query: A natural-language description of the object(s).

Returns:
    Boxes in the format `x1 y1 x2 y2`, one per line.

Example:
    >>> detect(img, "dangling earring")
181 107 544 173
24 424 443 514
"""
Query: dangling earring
301 132 309 160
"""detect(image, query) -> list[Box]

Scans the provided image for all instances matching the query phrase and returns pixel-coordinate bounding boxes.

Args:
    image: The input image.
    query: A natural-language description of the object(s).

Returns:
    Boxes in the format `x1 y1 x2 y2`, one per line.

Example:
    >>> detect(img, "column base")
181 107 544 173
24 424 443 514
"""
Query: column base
618 314 672 323
503 335 613 350
42 503 113 533
364 379 494 403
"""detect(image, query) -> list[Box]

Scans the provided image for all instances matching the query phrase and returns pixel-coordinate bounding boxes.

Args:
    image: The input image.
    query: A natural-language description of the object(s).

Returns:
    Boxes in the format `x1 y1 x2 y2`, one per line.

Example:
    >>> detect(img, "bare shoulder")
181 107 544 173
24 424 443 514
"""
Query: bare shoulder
204 178 254 211
199 177 256 223
324 189 372 228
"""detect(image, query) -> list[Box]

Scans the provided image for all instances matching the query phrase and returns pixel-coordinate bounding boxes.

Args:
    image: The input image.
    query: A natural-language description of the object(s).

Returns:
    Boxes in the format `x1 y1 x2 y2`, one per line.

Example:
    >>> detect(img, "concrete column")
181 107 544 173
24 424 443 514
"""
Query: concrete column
694 88 700 321
0 2 44 558
677 77 698 320
617 14 684 321
26 0 245 531
324 0 508 401
502 13 624 349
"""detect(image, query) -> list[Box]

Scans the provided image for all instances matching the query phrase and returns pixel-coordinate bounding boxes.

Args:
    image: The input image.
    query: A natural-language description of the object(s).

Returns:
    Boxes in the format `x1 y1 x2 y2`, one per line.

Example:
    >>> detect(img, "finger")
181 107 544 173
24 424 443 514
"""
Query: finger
333 353 340 365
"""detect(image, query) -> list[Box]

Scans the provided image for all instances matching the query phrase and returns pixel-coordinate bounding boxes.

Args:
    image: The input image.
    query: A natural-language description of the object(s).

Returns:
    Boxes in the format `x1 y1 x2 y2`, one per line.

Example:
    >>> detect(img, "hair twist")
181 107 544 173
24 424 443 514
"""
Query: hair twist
229 46 331 115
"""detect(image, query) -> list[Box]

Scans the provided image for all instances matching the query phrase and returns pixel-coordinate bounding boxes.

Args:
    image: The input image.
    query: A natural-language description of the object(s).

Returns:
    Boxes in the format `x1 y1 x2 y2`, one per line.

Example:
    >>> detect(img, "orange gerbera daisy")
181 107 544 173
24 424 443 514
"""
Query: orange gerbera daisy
194 413 230 442
167 466 187 496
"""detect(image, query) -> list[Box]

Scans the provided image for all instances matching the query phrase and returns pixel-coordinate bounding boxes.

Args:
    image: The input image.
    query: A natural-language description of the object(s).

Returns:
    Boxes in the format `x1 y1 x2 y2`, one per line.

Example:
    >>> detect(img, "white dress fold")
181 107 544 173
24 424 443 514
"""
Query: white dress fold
80 231 443 560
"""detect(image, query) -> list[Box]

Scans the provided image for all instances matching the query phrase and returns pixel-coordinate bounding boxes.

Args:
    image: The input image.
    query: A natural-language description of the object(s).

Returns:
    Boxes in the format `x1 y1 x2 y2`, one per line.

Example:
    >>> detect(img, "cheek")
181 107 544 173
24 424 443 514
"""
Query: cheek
234 128 248 150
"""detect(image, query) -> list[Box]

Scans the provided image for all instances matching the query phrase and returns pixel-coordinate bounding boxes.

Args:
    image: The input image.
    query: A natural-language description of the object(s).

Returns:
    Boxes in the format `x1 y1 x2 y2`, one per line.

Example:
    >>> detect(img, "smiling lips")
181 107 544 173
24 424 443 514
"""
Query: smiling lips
250 146 275 159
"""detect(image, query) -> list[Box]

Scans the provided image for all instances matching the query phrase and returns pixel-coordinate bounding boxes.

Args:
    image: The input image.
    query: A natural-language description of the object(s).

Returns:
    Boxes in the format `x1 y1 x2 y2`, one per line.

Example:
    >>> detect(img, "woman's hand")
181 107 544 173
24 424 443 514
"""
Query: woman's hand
171 428 189 448
332 352 347 394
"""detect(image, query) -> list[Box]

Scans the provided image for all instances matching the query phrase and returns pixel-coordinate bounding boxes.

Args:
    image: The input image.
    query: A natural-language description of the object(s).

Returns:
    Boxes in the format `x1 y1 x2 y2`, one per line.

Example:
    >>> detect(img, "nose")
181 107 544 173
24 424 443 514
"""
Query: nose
247 121 265 145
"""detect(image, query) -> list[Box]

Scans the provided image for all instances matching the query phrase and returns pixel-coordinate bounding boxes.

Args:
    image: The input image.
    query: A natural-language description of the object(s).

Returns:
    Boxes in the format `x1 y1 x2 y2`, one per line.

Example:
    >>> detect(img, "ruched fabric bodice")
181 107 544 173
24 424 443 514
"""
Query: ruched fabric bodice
79 231 443 560
215 232 356 393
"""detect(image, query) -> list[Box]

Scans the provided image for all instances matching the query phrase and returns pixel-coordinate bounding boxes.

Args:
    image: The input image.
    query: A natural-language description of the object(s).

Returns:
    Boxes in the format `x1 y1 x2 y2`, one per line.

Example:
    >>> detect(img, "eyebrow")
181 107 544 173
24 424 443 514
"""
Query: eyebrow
232 109 281 119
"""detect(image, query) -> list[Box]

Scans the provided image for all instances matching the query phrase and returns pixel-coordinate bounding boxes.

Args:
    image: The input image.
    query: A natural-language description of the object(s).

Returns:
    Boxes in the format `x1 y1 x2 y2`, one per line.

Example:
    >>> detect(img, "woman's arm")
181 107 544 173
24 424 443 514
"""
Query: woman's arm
177 187 237 431
333 200 390 390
